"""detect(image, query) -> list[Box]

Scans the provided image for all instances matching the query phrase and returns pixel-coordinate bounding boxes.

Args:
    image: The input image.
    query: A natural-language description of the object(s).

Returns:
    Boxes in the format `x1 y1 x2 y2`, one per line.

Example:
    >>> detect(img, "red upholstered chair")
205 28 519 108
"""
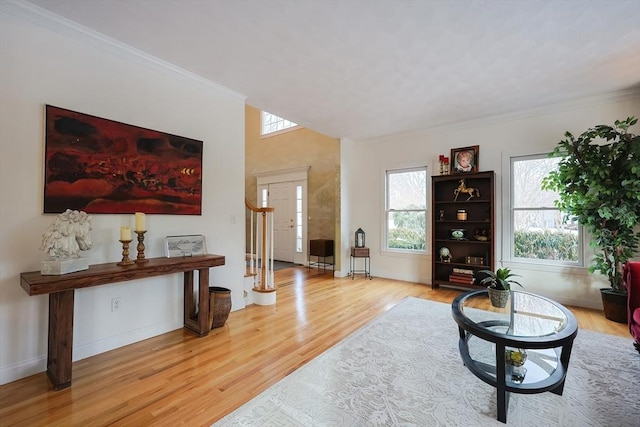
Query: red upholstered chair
624 261 640 353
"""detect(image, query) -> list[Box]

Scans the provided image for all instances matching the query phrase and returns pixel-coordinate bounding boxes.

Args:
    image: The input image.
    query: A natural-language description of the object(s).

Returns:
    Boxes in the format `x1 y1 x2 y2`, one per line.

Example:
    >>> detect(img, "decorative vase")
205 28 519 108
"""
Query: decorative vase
209 287 232 329
505 348 528 383
488 287 510 308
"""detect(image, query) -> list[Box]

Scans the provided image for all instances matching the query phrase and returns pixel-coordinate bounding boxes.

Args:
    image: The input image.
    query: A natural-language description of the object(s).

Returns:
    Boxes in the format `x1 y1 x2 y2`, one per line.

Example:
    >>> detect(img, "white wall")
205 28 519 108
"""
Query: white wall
0 4 246 385
338 138 355 278
345 92 640 309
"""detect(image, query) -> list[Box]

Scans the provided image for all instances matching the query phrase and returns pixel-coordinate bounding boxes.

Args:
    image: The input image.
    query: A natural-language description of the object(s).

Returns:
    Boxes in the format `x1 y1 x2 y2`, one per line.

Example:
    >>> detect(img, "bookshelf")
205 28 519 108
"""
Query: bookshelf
431 171 495 289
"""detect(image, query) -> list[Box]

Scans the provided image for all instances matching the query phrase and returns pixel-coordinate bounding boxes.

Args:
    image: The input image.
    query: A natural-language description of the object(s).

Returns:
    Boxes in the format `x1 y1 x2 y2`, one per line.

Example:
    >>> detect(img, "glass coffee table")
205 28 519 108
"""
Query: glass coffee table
451 290 578 423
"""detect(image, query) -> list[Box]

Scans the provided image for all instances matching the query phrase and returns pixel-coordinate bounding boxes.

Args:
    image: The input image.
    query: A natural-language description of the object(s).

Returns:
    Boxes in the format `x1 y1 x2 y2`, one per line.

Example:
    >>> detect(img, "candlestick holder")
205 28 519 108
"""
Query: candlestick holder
117 240 135 266
135 230 149 263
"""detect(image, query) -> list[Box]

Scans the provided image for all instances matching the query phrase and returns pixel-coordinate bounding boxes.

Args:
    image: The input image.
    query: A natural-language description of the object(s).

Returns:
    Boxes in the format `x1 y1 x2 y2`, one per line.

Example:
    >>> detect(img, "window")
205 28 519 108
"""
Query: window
296 185 303 253
261 111 298 136
510 154 581 264
385 167 427 251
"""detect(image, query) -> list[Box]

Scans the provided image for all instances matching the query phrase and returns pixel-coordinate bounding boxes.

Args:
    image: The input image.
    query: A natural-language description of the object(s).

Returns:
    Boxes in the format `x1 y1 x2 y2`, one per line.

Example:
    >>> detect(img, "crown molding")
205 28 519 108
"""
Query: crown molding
364 87 640 142
0 0 246 101
448 87 640 132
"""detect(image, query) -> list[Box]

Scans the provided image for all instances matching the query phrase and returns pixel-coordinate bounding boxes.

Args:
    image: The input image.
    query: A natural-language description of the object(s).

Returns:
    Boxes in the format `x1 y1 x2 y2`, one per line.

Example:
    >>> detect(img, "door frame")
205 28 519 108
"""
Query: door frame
255 166 309 266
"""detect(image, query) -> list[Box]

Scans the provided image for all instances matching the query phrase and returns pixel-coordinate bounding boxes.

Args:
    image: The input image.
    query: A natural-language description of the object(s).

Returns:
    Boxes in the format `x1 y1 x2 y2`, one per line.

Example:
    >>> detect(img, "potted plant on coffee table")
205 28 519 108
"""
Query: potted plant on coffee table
542 117 640 323
478 267 523 308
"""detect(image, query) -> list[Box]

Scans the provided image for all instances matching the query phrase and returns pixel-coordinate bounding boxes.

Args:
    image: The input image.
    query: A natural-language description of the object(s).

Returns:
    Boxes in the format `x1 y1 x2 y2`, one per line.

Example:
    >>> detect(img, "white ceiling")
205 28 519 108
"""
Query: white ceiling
26 0 640 141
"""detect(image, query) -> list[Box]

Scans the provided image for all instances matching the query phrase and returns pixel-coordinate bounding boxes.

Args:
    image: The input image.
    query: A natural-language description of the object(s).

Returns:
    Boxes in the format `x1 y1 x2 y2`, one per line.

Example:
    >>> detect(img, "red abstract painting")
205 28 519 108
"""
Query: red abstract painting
43 105 203 215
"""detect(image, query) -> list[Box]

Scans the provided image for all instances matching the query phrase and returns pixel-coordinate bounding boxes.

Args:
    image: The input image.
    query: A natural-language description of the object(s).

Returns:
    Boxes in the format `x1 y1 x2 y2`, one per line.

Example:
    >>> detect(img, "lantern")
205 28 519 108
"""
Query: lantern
355 228 365 248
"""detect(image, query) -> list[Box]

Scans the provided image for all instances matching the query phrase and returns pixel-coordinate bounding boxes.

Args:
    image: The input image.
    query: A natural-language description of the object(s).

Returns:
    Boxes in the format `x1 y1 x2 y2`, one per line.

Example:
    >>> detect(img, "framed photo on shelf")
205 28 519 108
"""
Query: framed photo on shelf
164 234 207 257
451 145 479 174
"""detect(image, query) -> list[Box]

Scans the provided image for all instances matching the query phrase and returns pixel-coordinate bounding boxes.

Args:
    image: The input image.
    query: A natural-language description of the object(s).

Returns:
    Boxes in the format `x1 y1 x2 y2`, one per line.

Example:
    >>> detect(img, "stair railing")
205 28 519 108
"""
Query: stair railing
245 198 276 292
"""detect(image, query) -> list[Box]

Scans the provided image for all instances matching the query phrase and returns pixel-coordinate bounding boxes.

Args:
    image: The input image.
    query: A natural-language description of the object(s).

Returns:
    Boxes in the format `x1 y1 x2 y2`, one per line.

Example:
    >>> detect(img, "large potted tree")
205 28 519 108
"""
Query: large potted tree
542 117 640 322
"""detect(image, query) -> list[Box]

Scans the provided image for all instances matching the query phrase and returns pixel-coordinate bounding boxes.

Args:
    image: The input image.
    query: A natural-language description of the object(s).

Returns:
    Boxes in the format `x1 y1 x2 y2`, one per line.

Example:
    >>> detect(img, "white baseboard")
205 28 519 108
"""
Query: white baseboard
0 354 46 386
73 320 183 361
0 320 182 386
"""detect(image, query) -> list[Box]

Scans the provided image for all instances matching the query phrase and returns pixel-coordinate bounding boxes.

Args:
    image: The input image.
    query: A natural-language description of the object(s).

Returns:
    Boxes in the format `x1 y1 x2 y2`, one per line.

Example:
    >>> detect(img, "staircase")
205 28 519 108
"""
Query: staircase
245 198 276 305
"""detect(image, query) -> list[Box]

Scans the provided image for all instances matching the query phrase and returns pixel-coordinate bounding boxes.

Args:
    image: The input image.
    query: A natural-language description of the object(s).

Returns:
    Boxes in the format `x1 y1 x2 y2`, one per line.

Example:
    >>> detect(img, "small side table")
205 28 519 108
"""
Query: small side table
349 246 372 279
309 239 334 273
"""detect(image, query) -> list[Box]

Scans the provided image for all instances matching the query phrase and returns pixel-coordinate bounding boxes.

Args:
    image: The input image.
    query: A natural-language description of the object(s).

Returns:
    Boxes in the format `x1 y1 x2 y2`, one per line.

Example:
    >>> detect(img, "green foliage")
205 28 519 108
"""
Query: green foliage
388 228 425 250
388 208 425 250
392 209 425 232
478 267 522 290
514 230 578 261
541 117 640 293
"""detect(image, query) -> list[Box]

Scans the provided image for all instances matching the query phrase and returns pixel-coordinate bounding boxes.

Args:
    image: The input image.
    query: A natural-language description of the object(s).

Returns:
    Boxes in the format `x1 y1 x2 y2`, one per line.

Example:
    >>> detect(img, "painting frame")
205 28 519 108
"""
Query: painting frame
164 234 207 258
450 145 479 174
43 105 203 215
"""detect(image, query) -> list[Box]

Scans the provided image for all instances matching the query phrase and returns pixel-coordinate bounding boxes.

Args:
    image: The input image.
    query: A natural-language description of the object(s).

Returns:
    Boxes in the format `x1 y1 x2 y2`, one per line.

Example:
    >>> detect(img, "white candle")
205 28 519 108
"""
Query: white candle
120 226 131 241
135 212 146 232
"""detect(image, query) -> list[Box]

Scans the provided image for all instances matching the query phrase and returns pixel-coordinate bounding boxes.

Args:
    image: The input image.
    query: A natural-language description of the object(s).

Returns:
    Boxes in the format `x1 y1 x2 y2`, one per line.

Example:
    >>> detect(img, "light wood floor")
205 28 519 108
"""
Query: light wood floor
0 267 630 426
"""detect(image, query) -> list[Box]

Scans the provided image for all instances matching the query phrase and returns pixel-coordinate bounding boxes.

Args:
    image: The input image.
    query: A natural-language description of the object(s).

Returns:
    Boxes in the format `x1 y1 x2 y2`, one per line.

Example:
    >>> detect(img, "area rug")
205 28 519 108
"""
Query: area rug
213 297 640 426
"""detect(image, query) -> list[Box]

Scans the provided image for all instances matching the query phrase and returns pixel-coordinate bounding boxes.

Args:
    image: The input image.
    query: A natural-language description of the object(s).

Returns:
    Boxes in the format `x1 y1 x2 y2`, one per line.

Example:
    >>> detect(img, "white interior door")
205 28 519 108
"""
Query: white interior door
269 182 296 262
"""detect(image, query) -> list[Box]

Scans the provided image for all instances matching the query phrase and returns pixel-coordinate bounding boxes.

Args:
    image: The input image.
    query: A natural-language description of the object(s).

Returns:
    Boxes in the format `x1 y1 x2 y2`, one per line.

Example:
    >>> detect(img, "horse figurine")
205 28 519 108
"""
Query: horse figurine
453 179 480 201
41 209 93 259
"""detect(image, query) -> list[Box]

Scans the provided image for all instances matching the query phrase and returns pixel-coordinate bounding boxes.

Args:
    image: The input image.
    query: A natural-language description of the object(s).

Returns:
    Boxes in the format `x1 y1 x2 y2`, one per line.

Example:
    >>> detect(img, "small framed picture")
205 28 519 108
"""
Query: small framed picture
164 234 207 257
450 145 479 174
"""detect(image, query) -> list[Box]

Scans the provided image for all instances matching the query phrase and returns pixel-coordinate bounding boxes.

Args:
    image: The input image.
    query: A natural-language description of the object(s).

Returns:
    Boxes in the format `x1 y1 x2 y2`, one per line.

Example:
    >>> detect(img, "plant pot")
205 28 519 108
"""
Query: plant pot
488 287 510 308
600 288 627 324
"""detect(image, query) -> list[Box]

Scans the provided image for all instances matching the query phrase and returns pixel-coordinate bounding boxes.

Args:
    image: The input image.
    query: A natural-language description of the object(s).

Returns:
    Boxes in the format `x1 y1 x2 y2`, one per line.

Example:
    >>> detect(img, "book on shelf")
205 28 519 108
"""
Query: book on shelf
449 272 473 279
449 274 475 284
452 267 475 275
449 277 475 285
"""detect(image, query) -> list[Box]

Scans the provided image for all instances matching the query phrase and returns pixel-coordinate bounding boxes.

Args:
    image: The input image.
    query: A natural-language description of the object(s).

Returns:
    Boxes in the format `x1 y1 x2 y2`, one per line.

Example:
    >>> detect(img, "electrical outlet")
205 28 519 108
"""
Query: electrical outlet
111 297 122 312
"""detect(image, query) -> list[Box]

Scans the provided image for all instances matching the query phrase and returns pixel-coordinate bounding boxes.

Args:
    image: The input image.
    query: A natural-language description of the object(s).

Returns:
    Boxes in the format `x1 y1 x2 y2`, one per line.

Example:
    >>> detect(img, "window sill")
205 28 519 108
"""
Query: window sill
381 249 427 259
502 259 588 276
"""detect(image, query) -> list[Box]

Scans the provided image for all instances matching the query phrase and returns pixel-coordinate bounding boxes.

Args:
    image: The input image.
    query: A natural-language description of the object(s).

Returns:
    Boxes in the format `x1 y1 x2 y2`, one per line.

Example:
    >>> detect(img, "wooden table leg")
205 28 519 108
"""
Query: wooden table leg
197 268 210 334
47 290 74 390
184 270 195 325
183 269 210 337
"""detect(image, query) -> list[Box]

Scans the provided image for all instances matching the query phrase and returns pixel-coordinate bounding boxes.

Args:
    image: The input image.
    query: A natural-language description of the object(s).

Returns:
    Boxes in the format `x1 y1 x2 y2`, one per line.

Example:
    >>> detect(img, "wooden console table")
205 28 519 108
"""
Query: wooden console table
20 254 225 390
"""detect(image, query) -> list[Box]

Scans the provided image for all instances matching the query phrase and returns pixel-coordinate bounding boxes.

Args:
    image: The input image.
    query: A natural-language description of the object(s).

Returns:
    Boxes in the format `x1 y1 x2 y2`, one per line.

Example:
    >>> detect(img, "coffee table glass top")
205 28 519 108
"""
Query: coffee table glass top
460 290 570 338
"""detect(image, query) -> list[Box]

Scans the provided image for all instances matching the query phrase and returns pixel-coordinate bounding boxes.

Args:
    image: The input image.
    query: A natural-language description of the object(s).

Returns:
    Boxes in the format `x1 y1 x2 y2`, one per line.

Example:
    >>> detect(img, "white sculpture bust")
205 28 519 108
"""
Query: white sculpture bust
41 209 93 260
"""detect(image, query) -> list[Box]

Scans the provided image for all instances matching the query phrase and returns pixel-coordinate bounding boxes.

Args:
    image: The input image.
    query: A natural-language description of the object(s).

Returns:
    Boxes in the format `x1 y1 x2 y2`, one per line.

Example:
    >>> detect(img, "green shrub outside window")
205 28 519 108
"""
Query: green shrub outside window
514 229 578 261
388 209 425 250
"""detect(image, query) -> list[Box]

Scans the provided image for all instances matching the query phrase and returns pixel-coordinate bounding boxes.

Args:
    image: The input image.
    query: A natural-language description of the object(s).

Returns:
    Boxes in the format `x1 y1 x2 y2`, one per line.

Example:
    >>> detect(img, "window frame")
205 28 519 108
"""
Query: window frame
260 111 300 137
505 152 583 267
383 166 428 254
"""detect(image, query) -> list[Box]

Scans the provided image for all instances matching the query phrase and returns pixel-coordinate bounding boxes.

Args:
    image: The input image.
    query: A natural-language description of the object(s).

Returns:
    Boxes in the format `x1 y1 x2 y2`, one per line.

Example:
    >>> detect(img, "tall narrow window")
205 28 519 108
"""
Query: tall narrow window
296 185 303 253
385 167 427 251
261 111 298 136
511 155 581 264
